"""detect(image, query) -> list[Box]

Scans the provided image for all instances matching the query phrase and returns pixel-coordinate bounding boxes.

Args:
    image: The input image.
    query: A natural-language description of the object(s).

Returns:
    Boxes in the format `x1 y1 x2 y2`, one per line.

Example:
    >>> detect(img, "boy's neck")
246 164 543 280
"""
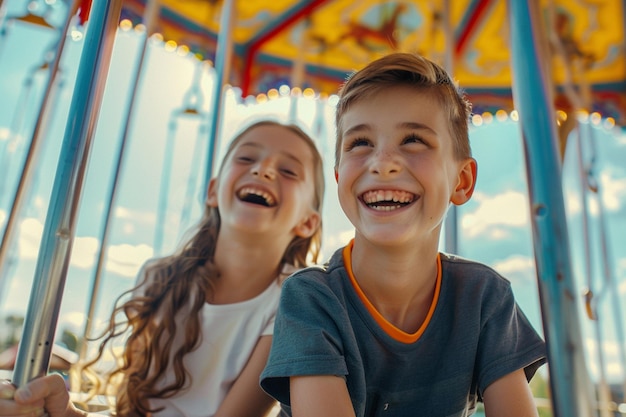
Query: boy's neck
350 237 439 333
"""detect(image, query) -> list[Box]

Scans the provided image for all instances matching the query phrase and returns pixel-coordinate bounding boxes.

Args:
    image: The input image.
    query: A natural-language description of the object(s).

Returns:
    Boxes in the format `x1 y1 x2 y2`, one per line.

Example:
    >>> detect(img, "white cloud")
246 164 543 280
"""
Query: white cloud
584 338 626 383
114 206 156 222
462 191 529 238
321 229 354 259
70 236 99 268
600 172 626 211
0 127 10 141
12 217 152 277
106 243 153 278
492 255 536 276
17 217 44 260
564 187 582 215
69 240 152 278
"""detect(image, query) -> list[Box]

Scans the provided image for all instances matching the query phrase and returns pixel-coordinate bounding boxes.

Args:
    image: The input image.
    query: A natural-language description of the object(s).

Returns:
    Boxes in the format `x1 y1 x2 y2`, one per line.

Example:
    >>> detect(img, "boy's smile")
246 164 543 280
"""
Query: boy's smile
360 189 416 211
336 85 475 247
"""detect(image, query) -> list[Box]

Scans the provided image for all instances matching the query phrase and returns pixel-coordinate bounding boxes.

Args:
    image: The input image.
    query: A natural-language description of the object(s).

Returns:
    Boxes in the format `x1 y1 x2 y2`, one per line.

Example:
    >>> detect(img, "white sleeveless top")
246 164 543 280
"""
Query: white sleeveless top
147 275 284 417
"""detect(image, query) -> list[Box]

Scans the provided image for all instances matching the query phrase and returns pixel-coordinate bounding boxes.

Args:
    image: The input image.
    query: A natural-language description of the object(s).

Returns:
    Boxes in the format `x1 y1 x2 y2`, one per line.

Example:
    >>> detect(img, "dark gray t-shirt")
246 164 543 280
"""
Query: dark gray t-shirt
260 246 547 417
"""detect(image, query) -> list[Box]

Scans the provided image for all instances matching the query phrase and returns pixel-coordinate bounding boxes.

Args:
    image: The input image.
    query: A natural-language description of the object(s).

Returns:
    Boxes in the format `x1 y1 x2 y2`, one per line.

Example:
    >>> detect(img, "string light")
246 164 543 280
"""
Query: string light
495 109 508 122
164 40 177 52
267 89 279 100
279 85 291 96
290 87 302 97
110 21 624 130
119 19 133 31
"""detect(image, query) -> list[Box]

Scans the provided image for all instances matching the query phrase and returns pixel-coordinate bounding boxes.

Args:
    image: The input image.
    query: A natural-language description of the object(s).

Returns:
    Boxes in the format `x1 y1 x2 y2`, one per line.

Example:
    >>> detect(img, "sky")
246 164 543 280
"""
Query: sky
0 0 625 392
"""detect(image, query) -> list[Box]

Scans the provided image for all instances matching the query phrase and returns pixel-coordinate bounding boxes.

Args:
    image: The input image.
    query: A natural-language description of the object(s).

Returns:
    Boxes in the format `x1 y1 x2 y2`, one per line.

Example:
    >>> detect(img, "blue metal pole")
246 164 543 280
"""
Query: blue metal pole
79 0 161 363
442 0 458 255
202 0 235 192
507 1 595 416
12 0 123 386
0 0 77 300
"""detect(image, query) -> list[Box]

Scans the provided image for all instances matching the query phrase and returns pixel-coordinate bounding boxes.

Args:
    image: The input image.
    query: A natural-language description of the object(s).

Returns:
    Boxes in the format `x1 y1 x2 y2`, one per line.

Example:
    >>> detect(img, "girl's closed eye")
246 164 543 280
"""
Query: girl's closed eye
235 153 256 163
280 166 298 177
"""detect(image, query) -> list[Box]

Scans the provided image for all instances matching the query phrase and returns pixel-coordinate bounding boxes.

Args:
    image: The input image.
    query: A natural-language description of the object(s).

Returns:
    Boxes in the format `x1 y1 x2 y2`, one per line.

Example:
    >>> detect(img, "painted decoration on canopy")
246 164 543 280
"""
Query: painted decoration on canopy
118 0 626 125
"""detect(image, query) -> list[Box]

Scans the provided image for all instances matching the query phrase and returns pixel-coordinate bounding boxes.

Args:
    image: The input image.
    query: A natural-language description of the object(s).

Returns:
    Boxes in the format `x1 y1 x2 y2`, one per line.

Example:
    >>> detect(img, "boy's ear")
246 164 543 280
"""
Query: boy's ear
293 211 322 238
334 168 339 183
450 158 477 206
207 178 219 207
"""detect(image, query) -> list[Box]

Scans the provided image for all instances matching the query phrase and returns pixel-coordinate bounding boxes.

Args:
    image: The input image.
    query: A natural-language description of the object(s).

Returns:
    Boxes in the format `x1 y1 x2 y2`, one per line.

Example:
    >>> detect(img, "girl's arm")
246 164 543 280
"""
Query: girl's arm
482 369 539 417
214 335 277 417
0 375 89 417
290 375 356 417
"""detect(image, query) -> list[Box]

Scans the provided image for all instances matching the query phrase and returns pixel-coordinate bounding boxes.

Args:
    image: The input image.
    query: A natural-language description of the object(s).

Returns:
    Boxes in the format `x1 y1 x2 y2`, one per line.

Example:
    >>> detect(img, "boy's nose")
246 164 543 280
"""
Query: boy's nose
251 163 276 180
370 150 401 176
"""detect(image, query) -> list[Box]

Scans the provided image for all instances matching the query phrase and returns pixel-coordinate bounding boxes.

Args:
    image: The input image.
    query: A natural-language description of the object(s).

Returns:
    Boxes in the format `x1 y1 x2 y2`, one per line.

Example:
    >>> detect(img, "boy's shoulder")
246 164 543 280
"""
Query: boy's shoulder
439 252 514 287
291 247 345 277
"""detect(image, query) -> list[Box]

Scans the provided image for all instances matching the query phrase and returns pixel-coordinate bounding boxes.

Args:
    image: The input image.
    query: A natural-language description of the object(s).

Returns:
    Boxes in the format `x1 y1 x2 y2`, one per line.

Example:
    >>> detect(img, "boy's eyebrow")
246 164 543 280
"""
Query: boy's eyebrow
343 122 436 136
398 122 436 134
239 142 305 166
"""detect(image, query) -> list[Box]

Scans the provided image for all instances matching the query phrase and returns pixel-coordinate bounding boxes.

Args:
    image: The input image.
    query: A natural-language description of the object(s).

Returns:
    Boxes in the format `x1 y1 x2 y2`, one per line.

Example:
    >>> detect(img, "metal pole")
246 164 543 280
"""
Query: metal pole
0 0 8 57
441 0 458 254
79 0 161 364
507 1 595 416
203 0 235 191
0 0 79 296
12 0 123 386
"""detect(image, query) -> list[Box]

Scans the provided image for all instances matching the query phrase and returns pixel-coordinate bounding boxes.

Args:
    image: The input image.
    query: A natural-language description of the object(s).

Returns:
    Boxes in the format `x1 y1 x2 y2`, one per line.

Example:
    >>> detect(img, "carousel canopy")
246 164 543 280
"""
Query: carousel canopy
117 0 626 125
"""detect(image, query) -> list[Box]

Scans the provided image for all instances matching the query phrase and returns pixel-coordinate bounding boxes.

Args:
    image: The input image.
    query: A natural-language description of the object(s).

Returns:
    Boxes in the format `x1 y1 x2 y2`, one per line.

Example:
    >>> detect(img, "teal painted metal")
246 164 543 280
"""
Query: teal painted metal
12 0 124 386
507 0 596 415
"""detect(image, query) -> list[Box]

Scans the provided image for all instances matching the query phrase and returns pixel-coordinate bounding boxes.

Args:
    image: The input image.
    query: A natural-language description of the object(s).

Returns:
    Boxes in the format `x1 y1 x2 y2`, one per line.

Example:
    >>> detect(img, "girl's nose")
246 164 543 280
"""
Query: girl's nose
251 162 276 180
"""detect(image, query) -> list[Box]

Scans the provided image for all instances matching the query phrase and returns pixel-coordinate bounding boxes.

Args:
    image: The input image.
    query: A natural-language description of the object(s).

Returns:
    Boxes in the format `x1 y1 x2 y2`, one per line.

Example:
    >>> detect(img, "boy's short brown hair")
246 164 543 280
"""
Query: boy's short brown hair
334 52 473 168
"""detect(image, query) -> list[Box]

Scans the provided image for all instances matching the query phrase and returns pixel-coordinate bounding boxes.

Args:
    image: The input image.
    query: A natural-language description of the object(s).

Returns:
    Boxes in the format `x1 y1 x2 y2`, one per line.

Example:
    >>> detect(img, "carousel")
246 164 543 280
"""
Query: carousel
0 0 625 416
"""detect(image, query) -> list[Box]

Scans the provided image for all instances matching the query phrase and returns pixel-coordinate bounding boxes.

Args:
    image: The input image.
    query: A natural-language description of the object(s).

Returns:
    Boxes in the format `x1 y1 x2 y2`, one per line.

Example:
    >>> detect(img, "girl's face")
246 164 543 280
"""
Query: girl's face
208 124 321 243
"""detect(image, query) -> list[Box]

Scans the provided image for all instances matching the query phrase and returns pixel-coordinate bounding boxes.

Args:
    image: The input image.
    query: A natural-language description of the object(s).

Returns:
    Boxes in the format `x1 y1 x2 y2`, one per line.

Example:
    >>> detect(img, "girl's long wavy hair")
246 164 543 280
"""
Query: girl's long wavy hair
79 120 325 416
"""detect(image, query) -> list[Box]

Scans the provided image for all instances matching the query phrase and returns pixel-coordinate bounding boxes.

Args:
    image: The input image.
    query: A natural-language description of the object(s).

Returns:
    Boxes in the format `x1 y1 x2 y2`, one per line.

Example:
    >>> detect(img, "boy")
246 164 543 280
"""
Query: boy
260 53 547 417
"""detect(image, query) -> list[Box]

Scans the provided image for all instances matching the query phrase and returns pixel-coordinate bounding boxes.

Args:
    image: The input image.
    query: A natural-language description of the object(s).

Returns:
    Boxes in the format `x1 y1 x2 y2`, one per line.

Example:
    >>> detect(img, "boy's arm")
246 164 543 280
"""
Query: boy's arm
214 335 277 417
290 375 356 417
482 369 539 417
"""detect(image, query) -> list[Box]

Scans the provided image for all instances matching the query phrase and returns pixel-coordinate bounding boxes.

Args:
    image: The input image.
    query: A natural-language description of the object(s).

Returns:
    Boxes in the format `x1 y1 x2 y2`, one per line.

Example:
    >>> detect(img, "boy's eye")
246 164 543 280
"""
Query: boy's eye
345 137 371 151
403 133 425 144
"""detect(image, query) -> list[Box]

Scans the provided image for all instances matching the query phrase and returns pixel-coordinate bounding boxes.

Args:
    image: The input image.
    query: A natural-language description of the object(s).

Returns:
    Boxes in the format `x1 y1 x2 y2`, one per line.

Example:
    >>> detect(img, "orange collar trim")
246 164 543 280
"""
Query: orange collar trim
342 240 441 344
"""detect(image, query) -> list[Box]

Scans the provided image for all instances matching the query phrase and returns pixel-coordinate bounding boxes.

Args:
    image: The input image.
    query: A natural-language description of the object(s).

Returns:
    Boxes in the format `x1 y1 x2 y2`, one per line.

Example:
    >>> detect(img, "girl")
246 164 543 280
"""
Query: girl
0 119 325 417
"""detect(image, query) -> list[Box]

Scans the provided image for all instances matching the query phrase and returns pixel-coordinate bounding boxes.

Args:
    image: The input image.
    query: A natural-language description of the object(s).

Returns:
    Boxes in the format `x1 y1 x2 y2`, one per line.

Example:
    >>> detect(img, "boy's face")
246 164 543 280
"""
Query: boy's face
335 86 476 247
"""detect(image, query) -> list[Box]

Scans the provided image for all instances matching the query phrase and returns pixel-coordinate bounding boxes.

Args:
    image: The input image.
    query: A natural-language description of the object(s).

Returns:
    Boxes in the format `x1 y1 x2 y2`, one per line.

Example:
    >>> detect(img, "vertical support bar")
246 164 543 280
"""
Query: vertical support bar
442 0 458 254
0 0 79 298
507 1 595 416
79 0 161 364
12 0 123 386
203 0 235 191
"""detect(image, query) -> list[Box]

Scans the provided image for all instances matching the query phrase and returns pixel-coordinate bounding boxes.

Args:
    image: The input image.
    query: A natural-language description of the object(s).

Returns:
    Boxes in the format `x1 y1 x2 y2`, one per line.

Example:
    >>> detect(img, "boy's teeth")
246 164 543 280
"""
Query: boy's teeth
362 190 414 204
